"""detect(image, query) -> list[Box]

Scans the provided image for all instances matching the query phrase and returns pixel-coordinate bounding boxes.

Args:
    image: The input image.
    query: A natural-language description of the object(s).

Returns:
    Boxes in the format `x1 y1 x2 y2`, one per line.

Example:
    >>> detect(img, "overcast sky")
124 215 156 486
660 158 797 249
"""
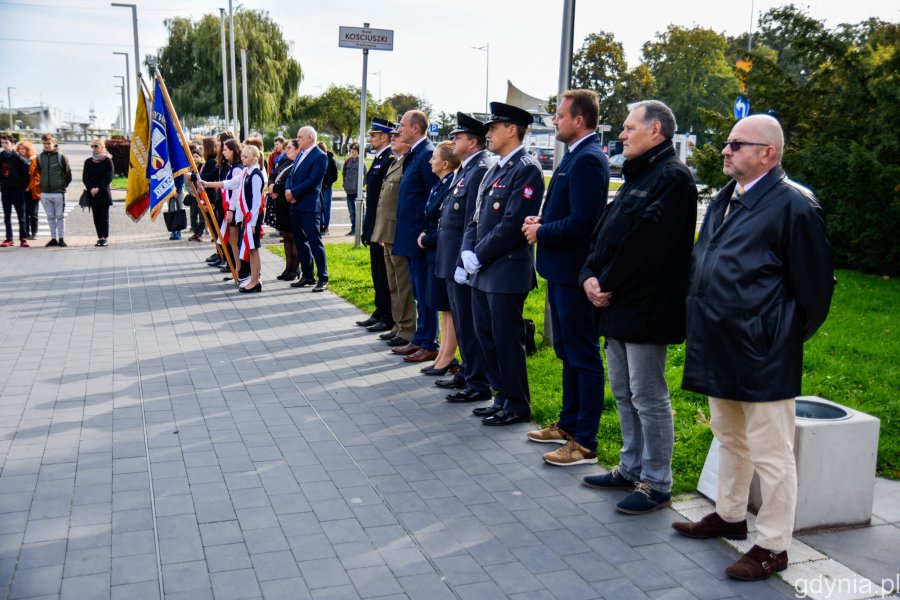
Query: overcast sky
0 0 896 130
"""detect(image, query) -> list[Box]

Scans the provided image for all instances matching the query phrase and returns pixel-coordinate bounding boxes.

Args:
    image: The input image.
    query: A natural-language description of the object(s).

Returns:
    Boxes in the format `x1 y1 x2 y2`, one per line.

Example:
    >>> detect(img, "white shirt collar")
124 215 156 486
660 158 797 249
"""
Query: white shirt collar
460 149 485 170
740 169 772 193
497 145 524 169
567 132 595 153
409 136 427 153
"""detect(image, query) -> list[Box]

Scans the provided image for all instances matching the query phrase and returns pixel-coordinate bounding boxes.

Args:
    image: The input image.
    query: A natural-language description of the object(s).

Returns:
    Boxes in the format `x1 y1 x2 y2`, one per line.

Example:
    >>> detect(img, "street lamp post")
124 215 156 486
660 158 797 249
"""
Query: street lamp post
471 44 489 113
228 0 239 136
110 3 141 95
6 87 14 131
113 51 131 133
219 8 230 131
114 79 126 134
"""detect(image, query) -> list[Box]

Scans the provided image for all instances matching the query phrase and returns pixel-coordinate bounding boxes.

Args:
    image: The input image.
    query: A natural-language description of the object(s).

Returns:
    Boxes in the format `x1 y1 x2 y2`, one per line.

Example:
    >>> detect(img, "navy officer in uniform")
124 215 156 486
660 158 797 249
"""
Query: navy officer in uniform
356 117 396 332
458 102 545 426
437 112 496 404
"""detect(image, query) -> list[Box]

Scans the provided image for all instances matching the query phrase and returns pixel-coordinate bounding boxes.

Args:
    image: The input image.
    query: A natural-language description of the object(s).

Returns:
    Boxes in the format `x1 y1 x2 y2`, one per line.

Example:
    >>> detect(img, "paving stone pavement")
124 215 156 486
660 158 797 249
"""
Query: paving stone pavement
0 208 807 600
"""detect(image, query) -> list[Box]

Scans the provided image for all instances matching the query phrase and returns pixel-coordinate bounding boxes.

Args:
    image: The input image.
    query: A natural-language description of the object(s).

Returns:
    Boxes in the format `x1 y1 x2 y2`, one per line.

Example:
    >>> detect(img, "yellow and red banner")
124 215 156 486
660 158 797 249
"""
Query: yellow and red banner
125 80 151 221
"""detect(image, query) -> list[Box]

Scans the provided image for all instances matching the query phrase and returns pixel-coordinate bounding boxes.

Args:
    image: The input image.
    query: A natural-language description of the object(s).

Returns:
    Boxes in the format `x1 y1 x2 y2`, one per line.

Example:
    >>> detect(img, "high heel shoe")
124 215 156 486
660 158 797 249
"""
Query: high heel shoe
277 271 299 281
239 283 262 293
421 358 459 376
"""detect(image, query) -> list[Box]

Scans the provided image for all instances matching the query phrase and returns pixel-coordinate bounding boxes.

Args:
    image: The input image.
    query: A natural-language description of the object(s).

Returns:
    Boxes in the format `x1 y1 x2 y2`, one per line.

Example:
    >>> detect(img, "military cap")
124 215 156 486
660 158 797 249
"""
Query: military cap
450 112 488 138
368 117 394 134
484 102 534 129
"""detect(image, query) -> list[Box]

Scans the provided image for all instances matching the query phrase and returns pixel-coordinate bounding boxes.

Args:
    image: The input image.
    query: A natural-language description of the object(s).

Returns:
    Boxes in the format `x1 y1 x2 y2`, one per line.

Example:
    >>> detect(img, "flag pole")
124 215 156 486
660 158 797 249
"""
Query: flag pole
154 71 237 281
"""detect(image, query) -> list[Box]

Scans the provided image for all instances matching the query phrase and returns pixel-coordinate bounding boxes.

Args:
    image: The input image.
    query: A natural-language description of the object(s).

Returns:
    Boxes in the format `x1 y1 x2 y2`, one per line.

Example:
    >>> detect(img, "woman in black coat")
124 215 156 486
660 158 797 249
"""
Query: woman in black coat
268 139 298 280
83 139 114 247
417 141 460 375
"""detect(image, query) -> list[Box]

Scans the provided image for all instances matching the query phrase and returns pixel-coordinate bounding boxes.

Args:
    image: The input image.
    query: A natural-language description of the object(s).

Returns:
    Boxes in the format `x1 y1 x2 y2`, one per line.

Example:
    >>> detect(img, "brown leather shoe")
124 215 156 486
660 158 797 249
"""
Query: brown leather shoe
725 545 788 581
671 512 748 540
403 349 438 363
391 343 421 356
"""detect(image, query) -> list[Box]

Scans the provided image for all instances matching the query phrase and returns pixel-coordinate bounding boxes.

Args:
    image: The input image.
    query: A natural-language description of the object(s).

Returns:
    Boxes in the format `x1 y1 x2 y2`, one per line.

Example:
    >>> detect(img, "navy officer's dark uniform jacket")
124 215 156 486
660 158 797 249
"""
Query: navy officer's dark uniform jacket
362 147 394 243
535 134 608 284
434 149 493 280
462 147 545 294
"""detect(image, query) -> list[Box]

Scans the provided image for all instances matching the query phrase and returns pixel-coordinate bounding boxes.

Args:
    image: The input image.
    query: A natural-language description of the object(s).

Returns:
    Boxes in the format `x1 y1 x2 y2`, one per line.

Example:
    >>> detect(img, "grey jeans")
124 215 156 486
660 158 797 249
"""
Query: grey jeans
41 192 65 239
606 338 674 493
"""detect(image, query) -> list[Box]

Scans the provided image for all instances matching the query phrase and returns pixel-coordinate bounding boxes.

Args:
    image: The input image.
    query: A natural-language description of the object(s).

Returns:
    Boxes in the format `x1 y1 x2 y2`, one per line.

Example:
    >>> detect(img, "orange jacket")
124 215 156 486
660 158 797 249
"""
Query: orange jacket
26 156 40 200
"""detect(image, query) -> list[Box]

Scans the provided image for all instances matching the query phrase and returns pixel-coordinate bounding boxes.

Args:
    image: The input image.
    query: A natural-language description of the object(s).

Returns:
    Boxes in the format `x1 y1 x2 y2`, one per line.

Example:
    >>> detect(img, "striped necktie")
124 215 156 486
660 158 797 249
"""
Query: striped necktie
723 184 744 222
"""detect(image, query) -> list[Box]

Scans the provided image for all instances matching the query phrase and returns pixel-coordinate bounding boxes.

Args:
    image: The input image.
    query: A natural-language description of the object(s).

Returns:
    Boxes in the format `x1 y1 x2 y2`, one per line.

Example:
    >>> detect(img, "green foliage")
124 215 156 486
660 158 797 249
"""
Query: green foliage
268 243 900 486
384 93 432 117
152 10 302 133
296 86 395 152
433 112 457 138
642 25 741 135
689 108 734 194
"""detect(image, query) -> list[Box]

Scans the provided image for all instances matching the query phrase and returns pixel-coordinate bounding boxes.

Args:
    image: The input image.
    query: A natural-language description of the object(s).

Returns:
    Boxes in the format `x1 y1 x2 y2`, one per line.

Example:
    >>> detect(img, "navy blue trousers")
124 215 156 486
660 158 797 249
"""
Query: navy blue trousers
290 208 328 281
548 281 605 450
471 289 529 416
446 279 491 394
407 252 438 350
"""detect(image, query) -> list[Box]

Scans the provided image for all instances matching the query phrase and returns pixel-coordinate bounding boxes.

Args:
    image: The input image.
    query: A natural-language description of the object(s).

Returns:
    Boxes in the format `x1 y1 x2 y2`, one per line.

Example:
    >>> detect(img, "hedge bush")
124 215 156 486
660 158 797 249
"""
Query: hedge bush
105 138 130 177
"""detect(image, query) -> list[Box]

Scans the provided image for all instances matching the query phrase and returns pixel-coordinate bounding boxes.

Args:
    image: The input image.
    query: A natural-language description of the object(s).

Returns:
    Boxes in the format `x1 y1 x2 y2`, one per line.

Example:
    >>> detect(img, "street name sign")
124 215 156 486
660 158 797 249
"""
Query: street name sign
339 26 394 51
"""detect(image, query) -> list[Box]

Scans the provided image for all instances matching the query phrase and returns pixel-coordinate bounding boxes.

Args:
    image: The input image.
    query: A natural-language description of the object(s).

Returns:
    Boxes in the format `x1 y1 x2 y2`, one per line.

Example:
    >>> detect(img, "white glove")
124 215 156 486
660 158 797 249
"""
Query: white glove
461 250 481 275
454 267 469 285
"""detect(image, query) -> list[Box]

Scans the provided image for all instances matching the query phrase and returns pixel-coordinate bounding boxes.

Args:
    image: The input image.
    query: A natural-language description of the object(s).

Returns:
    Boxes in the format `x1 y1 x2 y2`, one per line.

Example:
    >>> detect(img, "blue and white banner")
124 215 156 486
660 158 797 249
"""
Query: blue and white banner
148 78 190 220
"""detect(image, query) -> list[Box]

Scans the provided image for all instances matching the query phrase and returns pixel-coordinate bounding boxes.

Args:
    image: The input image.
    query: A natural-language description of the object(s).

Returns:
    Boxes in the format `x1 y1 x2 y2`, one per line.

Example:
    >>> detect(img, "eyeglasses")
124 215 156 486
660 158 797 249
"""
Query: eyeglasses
90 144 100 148
724 140 770 152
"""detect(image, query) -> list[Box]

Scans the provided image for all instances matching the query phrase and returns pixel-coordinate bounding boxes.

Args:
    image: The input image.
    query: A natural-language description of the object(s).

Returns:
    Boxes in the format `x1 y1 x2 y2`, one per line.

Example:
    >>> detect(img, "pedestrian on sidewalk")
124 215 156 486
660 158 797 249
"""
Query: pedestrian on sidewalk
0 133 31 247
318 141 338 234
16 140 40 240
83 139 114 247
37 133 72 247
342 143 365 236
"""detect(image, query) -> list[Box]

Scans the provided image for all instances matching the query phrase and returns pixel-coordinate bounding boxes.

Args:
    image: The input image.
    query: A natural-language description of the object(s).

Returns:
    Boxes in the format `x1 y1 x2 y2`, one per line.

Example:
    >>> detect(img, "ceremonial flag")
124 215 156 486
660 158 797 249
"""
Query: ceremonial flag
147 78 190 221
124 80 151 221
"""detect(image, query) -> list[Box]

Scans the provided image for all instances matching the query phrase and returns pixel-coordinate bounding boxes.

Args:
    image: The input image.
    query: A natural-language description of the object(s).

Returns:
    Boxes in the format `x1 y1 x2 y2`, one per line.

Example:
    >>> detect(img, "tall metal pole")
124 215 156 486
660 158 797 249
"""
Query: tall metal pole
6 87 14 130
355 23 370 249
114 83 125 133
240 48 249 138
472 45 489 113
111 4 140 95
219 9 230 131
113 52 131 133
228 0 239 136
748 0 755 51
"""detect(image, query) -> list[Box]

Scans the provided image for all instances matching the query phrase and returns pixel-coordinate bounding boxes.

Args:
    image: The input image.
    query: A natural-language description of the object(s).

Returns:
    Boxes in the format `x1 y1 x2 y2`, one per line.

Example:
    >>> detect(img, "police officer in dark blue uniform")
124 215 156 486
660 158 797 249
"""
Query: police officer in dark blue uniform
522 90 609 465
437 113 497 403
356 117 397 331
458 102 545 426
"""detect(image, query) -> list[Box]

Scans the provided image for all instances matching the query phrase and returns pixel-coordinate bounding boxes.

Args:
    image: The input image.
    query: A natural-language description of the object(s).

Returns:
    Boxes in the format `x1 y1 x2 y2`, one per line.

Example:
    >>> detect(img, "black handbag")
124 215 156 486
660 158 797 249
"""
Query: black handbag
78 189 92 211
163 208 188 232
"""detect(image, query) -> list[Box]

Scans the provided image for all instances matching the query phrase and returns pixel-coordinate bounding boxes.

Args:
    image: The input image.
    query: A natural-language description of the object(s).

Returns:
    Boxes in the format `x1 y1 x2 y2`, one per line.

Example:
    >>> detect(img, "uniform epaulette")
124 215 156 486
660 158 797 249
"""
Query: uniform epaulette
521 154 540 168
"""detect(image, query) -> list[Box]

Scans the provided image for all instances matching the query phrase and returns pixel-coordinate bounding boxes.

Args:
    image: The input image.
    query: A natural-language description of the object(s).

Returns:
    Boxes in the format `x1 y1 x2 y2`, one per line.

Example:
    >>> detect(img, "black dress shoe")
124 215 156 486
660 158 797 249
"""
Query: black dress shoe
205 253 219 263
367 321 392 332
291 276 316 288
435 377 466 389
239 283 262 293
356 316 378 327
312 280 329 292
472 404 503 417
482 411 531 426
446 388 492 403
277 271 299 281
379 331 397 341
386 336 409 347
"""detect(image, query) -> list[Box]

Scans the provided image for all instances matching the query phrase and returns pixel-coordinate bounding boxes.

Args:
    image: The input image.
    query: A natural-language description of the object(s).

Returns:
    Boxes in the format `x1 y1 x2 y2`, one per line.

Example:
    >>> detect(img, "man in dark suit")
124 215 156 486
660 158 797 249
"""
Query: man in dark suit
356 118 396 331
522 90 609 465
437 112 496 404
458 102 545 426
286 126 329 292
392 110 440 362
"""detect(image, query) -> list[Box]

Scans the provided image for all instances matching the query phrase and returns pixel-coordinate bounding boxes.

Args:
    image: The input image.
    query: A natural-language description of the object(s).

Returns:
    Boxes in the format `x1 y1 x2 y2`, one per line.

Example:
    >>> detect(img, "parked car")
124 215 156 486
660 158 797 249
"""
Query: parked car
608 153 626 177
529 147 554 170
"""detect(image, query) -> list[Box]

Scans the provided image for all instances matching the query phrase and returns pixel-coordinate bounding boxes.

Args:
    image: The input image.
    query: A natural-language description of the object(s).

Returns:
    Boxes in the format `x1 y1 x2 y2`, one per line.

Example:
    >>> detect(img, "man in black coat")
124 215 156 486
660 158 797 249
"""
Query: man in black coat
578 100 697 514
522 90 609 465
438 112 496 403
672 114 834 582
458 102 545 426
356 118 396 332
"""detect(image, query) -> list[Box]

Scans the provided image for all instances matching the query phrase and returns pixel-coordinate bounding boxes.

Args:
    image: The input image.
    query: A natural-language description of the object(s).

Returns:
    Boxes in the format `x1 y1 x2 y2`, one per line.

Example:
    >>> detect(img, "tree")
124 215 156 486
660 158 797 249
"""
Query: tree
297 86 396 152
433 112 457 138
642 26 740 135
153 9 302 133
571 32 633 126
385 93 432 117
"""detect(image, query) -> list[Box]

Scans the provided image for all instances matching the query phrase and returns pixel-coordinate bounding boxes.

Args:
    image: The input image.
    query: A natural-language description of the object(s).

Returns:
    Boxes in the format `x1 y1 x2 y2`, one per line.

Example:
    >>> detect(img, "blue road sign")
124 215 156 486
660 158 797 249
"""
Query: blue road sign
734 96 751 120
428 122 439 134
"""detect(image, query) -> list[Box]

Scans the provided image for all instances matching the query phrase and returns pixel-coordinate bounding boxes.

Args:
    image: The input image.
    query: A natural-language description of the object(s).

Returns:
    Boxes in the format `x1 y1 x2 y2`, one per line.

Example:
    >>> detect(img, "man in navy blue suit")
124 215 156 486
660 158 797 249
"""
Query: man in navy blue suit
286 126 330 292
459 102 545 426
391 110 441 363
438 112 496 404
522 90 609 464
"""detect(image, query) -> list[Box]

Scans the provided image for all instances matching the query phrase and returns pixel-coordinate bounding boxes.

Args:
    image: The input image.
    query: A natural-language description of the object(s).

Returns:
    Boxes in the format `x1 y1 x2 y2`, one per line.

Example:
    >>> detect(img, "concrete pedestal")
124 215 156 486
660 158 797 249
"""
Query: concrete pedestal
697 396 880 532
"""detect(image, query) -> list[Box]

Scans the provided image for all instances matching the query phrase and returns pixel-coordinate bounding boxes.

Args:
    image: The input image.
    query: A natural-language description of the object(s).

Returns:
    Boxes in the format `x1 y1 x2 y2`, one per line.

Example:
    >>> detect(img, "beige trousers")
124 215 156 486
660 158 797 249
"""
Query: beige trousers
709 397 797 552
382 243 415 342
